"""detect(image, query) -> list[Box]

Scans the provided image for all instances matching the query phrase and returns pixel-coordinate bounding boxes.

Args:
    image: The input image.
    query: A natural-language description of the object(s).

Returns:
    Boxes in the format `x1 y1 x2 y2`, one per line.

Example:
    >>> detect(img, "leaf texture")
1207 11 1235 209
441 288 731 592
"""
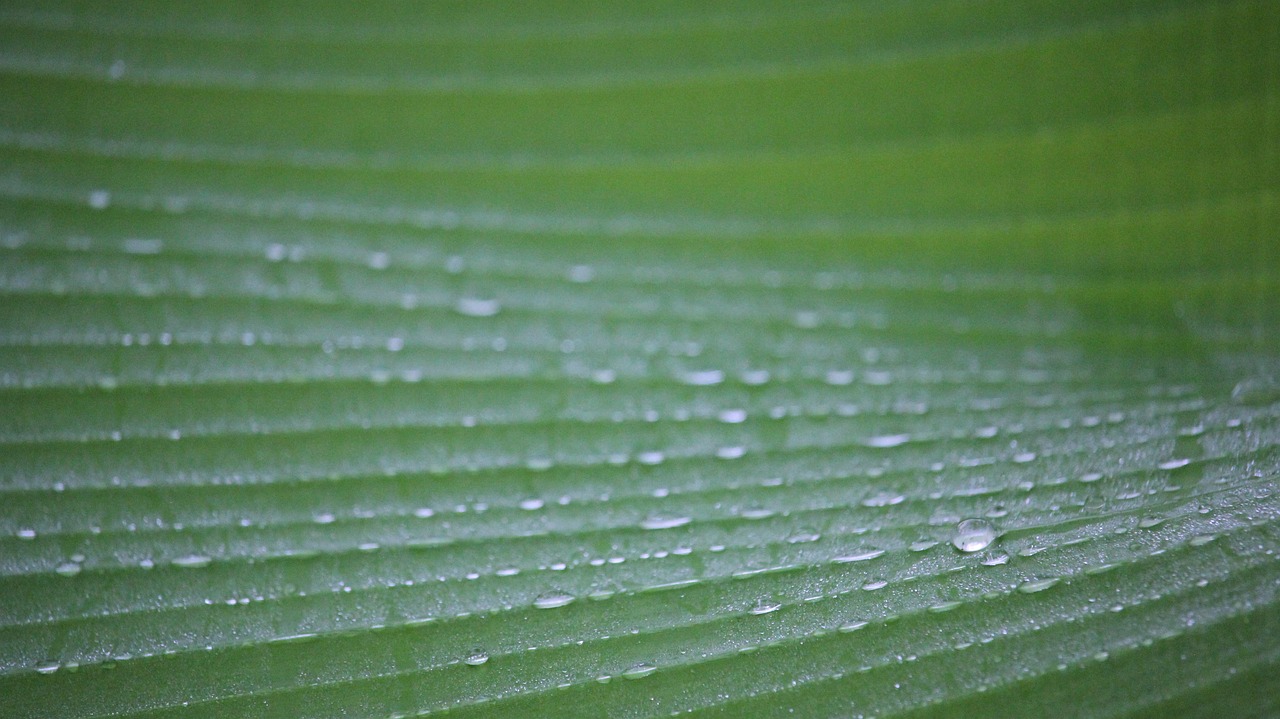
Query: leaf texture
1 1 1279 717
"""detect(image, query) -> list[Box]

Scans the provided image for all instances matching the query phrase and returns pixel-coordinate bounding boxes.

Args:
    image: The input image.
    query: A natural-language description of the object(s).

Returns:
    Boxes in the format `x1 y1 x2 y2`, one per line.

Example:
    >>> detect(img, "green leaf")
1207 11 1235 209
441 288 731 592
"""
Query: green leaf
2 1 1278 717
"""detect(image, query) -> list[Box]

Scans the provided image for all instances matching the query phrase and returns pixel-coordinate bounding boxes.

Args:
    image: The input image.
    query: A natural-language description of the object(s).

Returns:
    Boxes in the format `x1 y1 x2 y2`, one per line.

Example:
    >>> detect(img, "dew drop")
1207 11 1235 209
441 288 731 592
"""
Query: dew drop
681 369 724 386
838 620 869 633
464 651 489 666
533 592 575 609
88 190 111 210
861 492 905 508
786 529 821 544
980 551 1010 566
1137 516 1165 529
1189 534 1216 547
951 518 997 553
1017 577 1061 594
34 660 60 675
750 600 782 615
640 515 691 530
313 512 336 525
518 498 545 511
1158 458 1191 471
717 408 747 424
862 579 889 591
621 662 657 680
413 507 435 518
455 297 501 317
172 554 212 569
54 562 82 578
865 433 910 448
16 528 36 540
834 549 885 563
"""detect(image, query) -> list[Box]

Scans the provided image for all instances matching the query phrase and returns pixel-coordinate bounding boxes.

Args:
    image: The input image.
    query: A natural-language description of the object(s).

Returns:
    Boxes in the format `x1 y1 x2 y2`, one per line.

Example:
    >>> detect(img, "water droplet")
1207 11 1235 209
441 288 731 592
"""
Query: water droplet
1137 516 1165 529
750 600 782 615
909 539 939 552
980 552 1010 566
929 601 962 613
1158 458 1191 471
864 433 910 448
1232 376 1280 405
786 529 821 544
567 264 595 282
172 554 212 569
862 579 889 591
738 507 775 520
88 190 111 210
464 651 489 666
717 408 747 424
1017 577 1061 594
313 512 336 525
716 445 746 460
518 498 545 511
413 507 435 518
621 662 657 680
640 515 691 530
861 492 905 508
681 369 724 386
34 660 60 675
54 562 81 577
952 518 997 553
1189 534 1216 547
533 592 575 609
838 620 869 633
636 450 665 465
834 549 885 563
16 528 36 540
455 297 501 317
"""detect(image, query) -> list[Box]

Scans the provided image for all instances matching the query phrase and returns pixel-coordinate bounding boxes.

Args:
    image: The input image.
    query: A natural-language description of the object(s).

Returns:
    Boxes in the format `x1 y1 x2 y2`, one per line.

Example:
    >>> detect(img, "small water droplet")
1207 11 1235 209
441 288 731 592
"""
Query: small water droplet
88 190 111 209
862 579 889 591
1137 516 1165 529
16 528 36 540
952 518 997 553
1232 376 1280 405
980 551 1010 566
34 660 60 675
838 620 869 633
865 433 910 448
786 529 821 544
464 651 489 666
834 549 885 563
413 507 435 518
518 498 545 511
1189 534 1216 547
750 599 782 615
455 297 501 317
1017 577 1061 594
55 562 82 577
861 492 905 508
717 408 747 424
716 445 746 460
640 515 691 530
172 554 212 569
681 369 724 386
533 592 575 609
313 512 336 525
621 662 657 680
738 507 775 520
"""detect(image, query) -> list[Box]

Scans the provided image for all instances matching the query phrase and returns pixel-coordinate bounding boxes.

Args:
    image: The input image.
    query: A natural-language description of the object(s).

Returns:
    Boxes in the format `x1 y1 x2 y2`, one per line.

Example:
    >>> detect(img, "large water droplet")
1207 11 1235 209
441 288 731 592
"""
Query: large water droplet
464 651 489 666
34 660 60 675
952 518 996 553
533 592 575 609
